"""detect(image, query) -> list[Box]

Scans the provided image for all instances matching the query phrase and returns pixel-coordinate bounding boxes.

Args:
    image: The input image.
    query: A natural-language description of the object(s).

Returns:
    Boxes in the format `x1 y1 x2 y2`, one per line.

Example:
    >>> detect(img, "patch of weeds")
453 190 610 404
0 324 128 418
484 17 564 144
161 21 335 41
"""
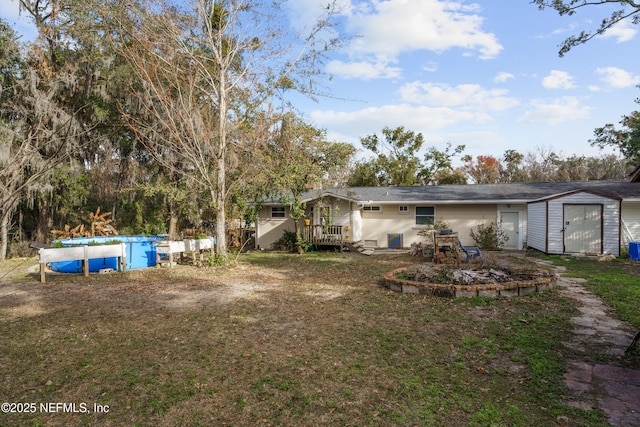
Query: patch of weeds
121 370 141 387
468 403 504 427
469 296 496 306
235 396 247 409
206 253 228 266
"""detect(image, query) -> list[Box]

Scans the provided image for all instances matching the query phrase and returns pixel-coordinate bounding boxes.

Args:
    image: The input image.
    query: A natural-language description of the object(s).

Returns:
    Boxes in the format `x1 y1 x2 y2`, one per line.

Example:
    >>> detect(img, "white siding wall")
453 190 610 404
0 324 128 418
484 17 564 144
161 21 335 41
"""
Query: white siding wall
360 204 497 248
531 192 620 256
527 202 547 252
622 201 640 245
332 199 351 226
437 205 498 247
360 205 415 247
256 206 295 250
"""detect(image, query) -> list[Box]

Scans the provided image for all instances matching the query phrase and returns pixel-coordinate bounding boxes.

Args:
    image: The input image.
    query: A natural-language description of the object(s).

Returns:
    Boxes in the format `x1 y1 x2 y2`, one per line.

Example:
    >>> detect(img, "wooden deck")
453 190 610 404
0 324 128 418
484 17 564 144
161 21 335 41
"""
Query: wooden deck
303 225 344 247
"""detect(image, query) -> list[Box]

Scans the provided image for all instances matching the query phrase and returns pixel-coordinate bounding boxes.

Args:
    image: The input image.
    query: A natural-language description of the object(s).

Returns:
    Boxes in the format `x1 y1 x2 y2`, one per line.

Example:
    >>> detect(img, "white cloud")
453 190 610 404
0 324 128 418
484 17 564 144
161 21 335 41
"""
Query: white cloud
494 72 514 83
596 67 640 88
598 20 637 43
542 70 576 90
310 104 489 137
398 81 519 111
343 0 502 60
324 0 502 78
326 58 402 79
519 96 591 125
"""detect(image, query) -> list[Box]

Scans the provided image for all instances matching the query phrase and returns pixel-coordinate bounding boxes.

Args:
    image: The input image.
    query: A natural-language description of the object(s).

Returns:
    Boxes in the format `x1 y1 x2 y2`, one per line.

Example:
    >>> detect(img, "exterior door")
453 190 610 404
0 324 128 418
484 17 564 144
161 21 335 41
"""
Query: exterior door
499 212 519 249
563 204 602 254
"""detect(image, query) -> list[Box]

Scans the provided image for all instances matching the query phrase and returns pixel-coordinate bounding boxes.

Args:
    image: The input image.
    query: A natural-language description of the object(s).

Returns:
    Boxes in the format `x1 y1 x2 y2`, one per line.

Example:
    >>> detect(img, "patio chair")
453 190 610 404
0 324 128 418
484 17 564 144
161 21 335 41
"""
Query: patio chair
458 241 483 263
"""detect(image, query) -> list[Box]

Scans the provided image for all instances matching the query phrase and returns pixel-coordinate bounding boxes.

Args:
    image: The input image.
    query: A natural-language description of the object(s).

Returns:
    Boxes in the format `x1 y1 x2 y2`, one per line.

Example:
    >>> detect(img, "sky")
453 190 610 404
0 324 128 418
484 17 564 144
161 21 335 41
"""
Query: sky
3 0 639 164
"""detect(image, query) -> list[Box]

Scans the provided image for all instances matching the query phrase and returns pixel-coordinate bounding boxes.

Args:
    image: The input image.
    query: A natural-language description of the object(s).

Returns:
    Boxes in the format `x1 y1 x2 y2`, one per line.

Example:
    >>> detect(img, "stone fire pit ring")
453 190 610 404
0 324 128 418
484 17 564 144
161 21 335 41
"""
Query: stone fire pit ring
384 267 557 298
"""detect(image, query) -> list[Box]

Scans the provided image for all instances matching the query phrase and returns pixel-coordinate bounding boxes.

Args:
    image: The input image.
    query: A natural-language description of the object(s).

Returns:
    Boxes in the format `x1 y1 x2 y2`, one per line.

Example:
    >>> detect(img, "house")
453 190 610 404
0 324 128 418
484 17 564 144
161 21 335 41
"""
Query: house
255 177 640 256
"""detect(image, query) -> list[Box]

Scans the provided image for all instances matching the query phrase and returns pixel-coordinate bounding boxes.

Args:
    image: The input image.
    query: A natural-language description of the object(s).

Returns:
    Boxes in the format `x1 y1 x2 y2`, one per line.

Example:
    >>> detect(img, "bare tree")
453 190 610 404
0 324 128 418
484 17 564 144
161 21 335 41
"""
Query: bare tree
532 0 640 56
111 0 343 260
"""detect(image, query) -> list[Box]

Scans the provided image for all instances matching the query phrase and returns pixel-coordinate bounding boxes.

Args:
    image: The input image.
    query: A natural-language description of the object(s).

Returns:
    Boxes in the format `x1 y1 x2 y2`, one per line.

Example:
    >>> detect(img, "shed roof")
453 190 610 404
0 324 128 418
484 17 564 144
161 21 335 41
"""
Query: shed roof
299 180 640 205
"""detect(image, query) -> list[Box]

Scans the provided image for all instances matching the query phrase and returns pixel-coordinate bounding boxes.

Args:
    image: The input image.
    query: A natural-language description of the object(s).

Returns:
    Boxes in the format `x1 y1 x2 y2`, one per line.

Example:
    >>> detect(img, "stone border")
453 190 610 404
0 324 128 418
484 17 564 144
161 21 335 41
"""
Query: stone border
383 267 557 298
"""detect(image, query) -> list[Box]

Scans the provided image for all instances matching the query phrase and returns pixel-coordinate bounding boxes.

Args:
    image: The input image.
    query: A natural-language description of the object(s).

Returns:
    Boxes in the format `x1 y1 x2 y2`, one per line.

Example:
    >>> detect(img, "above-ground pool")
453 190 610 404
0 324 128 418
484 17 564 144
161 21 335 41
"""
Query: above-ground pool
50 236 162 273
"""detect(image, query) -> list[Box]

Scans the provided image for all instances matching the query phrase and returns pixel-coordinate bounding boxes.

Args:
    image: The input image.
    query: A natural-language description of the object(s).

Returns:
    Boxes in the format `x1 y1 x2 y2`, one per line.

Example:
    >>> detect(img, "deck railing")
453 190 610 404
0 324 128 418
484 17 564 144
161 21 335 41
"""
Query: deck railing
303 224 344 245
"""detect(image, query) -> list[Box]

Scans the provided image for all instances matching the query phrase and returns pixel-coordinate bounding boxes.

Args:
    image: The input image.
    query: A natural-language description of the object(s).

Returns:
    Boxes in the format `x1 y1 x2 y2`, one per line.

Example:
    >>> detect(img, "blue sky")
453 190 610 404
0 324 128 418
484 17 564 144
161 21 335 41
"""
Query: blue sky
3 0 639 164
286 0 640 163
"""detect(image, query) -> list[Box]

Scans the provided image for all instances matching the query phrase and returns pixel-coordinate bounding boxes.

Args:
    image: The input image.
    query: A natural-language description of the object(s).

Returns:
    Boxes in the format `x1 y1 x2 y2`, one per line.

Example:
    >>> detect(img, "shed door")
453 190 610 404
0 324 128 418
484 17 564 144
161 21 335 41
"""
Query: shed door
499 212 519 249
563 204 602 254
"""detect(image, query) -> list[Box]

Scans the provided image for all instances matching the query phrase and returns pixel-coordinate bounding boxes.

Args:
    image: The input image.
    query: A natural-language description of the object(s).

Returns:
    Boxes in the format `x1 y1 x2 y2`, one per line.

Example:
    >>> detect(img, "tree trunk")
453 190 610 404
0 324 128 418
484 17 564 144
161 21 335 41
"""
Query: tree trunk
0 210 9 260
35 198 53 243
215 162 227 259
168 209 179 241
294 219 304 254
215 68 228 260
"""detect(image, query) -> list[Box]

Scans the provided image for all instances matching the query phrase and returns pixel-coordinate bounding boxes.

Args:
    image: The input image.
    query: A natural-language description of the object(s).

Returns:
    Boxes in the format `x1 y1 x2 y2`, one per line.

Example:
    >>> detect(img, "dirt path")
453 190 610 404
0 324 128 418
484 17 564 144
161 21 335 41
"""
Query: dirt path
548 263 640 427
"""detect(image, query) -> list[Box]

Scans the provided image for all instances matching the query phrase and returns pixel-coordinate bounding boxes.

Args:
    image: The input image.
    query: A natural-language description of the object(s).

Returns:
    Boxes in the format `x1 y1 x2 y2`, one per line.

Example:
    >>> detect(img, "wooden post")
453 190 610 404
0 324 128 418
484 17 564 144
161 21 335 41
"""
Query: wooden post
82 246 89 277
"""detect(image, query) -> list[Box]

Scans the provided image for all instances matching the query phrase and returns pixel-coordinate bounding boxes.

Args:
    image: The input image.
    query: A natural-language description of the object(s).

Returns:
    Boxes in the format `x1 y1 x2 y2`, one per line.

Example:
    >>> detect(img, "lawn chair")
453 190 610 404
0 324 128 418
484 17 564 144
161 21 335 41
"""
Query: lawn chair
458 241 483 263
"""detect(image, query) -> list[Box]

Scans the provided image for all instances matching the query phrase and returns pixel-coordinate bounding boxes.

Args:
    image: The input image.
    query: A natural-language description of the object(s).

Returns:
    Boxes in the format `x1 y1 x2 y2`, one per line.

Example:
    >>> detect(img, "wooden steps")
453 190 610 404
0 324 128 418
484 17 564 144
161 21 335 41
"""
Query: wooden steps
345 241 375 256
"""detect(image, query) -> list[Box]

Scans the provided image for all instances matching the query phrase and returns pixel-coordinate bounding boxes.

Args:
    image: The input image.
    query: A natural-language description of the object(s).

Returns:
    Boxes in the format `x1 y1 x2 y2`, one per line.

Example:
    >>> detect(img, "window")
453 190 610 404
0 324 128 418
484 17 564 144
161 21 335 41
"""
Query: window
415 206 435 225
271 207 286 218
398 205 408 213
363 206 381 212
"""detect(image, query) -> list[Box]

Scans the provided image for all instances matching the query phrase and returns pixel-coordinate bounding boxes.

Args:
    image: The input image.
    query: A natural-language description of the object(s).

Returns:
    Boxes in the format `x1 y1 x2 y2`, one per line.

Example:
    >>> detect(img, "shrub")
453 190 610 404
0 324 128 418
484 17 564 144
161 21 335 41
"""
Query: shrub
272 230 310 253
417 218 450 240
271 230 294 251
470 220 508 250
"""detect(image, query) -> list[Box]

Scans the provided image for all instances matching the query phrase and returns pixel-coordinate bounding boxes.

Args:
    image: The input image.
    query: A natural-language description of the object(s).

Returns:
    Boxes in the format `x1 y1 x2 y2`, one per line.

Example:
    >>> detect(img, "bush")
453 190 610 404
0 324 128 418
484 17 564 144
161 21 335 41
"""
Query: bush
470 220 508 250
417 218 451 240
272 230 310 253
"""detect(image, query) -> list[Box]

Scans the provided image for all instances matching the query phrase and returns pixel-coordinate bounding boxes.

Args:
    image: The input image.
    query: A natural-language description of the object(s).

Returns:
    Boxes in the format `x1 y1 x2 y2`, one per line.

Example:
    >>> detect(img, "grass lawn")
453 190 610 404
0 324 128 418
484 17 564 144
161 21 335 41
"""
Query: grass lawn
0 251 636 426
547 255 640 329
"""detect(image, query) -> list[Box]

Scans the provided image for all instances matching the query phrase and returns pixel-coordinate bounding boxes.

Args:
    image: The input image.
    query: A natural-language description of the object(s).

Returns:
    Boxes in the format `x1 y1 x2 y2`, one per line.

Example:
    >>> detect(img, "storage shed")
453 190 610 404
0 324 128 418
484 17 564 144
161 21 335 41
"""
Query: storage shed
527 190 621 256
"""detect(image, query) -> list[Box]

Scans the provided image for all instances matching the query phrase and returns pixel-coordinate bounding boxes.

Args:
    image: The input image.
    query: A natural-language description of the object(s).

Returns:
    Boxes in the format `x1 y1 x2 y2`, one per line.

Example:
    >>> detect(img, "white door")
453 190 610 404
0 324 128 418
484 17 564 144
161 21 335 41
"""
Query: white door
563 204 602 254
500 212 519 249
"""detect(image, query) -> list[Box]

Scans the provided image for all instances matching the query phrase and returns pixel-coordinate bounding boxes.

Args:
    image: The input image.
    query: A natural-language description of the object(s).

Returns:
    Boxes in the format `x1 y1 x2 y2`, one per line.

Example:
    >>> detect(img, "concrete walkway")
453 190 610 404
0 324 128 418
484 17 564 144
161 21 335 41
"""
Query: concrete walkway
551 264 640 426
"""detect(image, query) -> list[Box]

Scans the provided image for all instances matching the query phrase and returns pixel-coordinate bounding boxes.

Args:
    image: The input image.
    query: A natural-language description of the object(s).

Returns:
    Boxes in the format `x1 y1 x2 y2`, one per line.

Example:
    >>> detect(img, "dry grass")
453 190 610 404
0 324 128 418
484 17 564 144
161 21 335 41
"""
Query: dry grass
0 251 614 426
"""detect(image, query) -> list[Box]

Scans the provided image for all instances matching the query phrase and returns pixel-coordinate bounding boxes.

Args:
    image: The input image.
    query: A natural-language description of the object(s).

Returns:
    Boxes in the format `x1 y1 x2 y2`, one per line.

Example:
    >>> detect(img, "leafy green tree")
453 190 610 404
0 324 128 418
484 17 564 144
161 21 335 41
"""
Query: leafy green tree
347 160 385 187
265 113 354 252
420 142 466 185
348 126 425 186
590 109 640 163
348 131 466 186
499 149 525 183
583 154 632 179
532 0 640 56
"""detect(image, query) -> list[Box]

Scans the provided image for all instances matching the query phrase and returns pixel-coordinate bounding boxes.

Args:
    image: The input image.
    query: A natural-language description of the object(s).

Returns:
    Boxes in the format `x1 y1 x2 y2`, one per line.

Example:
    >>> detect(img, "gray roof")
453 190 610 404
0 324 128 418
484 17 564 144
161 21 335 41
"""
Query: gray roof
300 180 640 204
